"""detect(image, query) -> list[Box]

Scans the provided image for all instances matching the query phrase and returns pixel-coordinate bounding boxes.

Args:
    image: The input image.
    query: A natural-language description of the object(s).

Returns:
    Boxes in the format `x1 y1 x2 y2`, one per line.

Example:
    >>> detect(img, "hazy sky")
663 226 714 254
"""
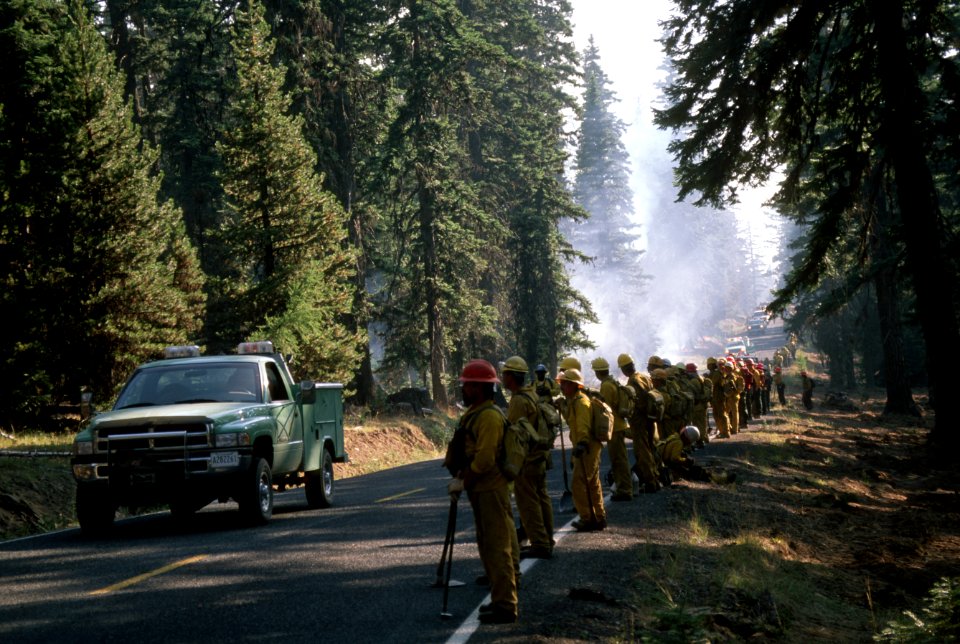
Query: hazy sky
567 0 781 270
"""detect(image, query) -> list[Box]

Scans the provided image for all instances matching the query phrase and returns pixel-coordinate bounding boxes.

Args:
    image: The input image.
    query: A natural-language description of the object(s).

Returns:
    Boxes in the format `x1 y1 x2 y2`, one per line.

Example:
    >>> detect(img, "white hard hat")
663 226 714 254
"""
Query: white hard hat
682 426 700 443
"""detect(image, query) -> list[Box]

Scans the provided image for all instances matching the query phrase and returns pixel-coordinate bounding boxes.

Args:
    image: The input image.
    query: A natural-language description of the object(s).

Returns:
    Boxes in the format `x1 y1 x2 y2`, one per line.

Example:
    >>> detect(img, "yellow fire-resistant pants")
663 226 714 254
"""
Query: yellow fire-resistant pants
607 430 633 497
725 395 740 435
514 455 554 550
572 441 606 525
711 399 729 436
468 485 519 616
692 403 709 443
632 420 660 485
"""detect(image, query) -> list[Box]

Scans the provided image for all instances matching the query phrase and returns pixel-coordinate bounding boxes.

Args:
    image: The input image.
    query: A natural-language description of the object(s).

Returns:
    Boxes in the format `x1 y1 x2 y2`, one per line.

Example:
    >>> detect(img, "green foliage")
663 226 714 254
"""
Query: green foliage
875 577 960 643
212 0 362 382
0 0 205 421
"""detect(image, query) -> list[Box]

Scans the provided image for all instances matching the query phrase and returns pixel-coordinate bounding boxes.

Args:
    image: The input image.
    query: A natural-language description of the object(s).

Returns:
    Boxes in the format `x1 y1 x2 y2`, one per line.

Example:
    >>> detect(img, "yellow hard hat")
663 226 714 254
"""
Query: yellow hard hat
557 368 585 387
502 355 528 373
558 356 581 371
651 368 669 380
591 357 610 371
617 353 634 368
647 355 664 369
707 357 718 366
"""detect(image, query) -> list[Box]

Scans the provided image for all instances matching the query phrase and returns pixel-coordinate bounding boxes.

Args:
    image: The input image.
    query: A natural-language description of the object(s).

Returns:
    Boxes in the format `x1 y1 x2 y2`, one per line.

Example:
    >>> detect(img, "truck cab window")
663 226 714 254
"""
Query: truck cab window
266 364 289 402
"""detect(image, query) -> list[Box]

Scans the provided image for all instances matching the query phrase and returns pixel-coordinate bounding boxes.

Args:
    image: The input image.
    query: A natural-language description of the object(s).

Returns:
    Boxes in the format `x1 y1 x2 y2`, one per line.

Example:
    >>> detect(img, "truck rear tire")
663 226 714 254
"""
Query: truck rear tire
76 484 115 536
238 458 273 525
305 448 334 509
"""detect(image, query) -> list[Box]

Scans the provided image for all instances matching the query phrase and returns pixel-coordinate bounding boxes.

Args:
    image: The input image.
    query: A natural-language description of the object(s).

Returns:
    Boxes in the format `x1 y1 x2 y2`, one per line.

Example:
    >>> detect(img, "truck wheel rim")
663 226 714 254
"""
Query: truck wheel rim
324 463 333 495
258 471 271 513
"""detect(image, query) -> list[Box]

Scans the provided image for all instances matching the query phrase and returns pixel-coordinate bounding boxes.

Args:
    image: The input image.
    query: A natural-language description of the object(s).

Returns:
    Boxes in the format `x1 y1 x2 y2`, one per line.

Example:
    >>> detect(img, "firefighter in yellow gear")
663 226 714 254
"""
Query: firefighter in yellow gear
706 357 729 437
619 353 660 492
684 363 709 444
533 363 560 400
447 359 519 624
502 356 554 560
658 426 735 484
592 357 632 501
721 359 742 435
654 367 685 437
558 369 606 531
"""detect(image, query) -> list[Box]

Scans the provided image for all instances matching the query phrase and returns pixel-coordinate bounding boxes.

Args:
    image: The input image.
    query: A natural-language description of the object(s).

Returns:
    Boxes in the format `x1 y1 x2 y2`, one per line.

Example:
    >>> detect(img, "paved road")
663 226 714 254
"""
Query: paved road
743 318 791 359
0 444 592 644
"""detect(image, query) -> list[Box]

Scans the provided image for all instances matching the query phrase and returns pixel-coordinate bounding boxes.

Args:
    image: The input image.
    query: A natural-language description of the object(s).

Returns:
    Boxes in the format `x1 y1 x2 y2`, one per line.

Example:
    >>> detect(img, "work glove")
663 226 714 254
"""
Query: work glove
572 441 588 458
447 477 464 499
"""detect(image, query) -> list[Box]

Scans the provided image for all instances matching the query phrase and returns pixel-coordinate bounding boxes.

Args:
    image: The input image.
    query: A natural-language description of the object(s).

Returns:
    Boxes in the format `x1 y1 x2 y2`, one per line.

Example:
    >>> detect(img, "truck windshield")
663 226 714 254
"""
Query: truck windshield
115 363 262 408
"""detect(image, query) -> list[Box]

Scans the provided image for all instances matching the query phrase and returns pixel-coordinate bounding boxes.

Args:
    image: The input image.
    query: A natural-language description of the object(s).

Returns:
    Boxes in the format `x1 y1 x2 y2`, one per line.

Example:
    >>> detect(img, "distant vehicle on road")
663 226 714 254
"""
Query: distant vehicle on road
747 314 768 331
724 336 751 355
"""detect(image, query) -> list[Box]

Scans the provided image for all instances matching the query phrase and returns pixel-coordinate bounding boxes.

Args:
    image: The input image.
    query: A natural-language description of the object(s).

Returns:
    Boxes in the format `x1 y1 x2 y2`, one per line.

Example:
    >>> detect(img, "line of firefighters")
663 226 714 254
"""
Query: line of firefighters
444 351 788 624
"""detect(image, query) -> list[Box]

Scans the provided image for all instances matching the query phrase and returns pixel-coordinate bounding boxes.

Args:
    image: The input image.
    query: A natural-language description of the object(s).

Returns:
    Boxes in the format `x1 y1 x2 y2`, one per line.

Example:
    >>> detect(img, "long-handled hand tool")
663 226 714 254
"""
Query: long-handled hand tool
440 493 460 619
558 421 574 512
432 494 465 590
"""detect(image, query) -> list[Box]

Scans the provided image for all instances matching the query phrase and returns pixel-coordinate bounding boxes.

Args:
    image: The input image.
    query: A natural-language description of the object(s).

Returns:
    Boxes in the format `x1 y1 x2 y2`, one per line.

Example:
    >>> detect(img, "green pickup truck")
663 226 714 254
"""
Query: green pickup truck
71 341 347 535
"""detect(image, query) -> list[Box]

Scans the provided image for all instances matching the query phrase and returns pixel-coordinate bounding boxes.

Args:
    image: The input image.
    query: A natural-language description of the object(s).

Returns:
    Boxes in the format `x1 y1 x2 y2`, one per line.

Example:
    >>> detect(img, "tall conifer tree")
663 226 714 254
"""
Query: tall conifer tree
570 39 652 357
0 0 205 420
213 0 361 382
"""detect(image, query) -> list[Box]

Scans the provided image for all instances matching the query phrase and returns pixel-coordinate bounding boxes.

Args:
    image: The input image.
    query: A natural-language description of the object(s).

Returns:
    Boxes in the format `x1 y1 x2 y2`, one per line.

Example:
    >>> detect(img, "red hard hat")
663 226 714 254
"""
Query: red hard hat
459 359 500 384
774 366 781 372
685 363 697 373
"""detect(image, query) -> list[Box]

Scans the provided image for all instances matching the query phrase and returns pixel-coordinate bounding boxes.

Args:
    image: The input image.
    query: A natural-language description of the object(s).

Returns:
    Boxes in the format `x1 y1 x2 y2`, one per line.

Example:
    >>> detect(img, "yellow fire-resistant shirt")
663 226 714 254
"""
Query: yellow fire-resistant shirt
599 376 627 432
658 433 690 467
461 399 507 492
563 389 593 446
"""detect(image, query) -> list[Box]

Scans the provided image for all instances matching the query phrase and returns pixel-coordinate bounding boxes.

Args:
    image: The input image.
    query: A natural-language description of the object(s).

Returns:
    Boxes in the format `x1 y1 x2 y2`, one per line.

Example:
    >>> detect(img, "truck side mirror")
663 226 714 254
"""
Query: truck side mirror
299 380 316 404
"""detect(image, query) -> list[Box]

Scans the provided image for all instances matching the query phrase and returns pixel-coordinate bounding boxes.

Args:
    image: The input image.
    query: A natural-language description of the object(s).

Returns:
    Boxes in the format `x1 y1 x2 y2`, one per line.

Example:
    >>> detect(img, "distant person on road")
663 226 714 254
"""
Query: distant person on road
502 356 554 560
592 357 632 502
558 369 607 532
706 357 729 438
801 370 815 410
446 359 519 624
619 354 661 493
761 364 772 414
533 363 559 400
773 366 786 406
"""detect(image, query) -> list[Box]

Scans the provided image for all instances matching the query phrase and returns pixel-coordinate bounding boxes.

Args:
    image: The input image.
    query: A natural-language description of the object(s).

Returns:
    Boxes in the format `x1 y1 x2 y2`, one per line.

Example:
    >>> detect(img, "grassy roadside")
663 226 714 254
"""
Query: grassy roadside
0 431 76 539
612 398 959 642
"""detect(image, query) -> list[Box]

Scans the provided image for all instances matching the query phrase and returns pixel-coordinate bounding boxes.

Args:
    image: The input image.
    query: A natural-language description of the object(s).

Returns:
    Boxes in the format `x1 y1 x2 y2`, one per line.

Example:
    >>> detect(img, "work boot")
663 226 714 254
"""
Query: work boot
478 607 517 624
520 545 553 560
479 603 494 614
475 575 489 586
611 492 633 502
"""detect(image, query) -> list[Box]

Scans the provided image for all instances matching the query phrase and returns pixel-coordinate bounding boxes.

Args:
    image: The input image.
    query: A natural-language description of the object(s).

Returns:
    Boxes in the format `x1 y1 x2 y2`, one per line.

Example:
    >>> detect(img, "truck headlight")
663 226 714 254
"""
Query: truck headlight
73 440 93 456
215 433 250 447
215 433 238 448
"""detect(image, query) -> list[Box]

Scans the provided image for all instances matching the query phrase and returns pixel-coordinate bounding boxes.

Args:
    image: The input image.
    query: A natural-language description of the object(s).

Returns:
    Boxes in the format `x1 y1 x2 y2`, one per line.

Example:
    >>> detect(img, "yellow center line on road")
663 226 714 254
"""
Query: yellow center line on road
89 555 207 596
375 487 426 503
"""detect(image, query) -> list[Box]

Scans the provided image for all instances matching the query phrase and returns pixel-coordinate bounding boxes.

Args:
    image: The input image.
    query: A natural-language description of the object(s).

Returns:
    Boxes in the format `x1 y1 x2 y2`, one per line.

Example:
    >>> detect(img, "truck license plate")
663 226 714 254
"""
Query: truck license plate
210 451 240 468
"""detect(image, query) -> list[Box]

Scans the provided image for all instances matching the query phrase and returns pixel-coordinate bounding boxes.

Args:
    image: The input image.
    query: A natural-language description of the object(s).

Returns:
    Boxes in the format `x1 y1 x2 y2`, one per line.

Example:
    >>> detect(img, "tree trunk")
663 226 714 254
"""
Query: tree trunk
874 2 960 447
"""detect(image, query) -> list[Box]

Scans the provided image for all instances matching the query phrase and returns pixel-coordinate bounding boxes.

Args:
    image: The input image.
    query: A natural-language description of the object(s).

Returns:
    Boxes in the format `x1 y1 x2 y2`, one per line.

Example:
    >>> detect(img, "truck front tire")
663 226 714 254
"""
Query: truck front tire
305 448 334 509
238 458 273 525
76 484 115 536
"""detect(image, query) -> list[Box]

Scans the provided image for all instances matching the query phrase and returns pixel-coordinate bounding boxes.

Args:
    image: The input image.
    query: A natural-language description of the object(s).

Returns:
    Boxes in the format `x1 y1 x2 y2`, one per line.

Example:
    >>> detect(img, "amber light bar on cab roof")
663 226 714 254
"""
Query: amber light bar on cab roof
237 340 275 355
162 345 201 359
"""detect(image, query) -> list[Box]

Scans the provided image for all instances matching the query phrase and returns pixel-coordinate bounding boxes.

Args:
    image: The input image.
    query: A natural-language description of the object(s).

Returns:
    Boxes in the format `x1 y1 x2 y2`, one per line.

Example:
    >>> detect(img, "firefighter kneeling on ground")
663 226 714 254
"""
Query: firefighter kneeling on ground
657 426 736 486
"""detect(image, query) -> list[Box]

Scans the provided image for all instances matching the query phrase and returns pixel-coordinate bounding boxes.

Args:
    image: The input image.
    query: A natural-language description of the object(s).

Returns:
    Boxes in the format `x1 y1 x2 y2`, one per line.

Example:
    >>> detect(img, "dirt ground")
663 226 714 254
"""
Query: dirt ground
2 390 957 641
471 389 960 643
